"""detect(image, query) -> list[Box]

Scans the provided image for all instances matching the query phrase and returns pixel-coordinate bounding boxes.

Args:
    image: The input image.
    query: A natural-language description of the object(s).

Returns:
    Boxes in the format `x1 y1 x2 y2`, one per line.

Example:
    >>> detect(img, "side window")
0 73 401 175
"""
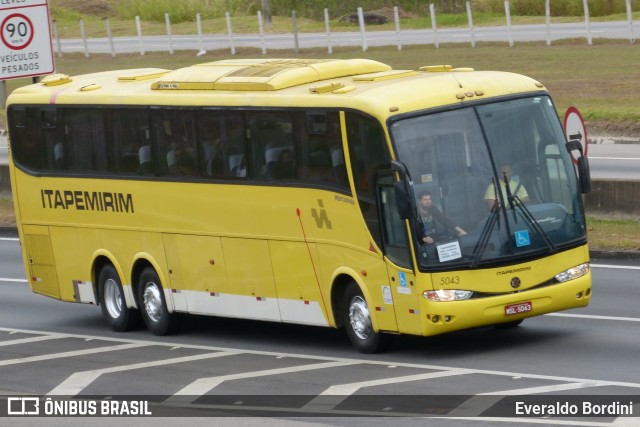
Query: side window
154 109 197 177
248 111 295 180
198 111 248 179
110 109 151 175
9 107 46 171
544 144 572 207
345 112 391 249
299 111 348 190
63 109 107 172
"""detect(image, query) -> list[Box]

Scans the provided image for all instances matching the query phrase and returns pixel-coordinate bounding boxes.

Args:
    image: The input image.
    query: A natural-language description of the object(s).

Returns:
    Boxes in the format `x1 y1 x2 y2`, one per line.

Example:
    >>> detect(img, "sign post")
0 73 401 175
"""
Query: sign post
563 106 588 163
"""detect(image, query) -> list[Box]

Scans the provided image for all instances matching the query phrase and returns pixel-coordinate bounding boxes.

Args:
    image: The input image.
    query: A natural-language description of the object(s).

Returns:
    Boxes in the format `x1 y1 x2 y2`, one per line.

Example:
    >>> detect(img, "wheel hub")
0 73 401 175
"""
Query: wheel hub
349 296 372 340
142 283 163 323
104 278 122 319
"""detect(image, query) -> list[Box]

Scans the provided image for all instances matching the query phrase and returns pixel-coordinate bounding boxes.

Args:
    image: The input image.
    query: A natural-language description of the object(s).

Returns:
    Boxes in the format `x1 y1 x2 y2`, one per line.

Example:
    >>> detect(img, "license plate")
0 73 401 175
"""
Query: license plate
505 301 532 316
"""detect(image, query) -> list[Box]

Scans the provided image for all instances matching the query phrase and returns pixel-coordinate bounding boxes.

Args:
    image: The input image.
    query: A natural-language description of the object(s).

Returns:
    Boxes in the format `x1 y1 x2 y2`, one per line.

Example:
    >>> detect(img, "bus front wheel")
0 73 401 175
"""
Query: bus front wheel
98 265 138 332
138 267 182 335
343 283 388 354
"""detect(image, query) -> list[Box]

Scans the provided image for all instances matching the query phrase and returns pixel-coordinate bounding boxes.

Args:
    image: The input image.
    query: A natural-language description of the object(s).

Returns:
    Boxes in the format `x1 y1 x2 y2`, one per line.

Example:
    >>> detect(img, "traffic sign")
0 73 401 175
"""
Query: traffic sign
0 0 54 80
563 106 588 163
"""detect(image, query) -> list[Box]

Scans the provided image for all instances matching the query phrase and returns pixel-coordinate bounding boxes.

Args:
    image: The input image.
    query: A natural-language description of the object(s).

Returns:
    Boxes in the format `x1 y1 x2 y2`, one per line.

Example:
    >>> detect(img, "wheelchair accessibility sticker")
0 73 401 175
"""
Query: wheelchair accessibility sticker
398 272 407 287
515 230 531 247
396 271 411 295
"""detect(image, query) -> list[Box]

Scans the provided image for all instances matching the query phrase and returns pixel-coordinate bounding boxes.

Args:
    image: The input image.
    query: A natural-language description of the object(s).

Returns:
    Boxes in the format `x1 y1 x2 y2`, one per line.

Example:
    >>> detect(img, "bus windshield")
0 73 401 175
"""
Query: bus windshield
390 96 587 269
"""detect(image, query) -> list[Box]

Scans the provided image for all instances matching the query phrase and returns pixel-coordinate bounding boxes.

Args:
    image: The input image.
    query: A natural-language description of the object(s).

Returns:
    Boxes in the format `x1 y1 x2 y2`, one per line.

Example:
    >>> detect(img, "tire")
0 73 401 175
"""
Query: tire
138 267 182 335
98 265 139 332
342 283 389 354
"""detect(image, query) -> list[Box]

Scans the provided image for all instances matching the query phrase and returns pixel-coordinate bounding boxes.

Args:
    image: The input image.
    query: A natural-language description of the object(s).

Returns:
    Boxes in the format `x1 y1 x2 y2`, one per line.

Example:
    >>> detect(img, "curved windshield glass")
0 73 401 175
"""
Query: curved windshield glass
390 96 587 270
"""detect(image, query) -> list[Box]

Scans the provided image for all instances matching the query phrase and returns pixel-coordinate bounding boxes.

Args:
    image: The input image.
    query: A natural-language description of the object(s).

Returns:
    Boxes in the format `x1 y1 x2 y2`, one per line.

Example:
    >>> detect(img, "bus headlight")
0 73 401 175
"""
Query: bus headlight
555 263 590 283
423 290 473 302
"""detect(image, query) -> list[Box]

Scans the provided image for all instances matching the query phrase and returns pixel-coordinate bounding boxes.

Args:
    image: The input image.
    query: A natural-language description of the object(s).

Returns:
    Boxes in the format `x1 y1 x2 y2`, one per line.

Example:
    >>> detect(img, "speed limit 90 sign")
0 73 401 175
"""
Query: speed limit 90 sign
2 13 35 50
0 0 54 80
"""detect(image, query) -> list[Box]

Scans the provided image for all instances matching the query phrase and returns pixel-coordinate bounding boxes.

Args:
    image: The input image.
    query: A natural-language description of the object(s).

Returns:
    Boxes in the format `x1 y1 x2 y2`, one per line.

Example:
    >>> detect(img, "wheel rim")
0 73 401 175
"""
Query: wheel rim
104 278 123 319
142 282 163 323
348 296 372 340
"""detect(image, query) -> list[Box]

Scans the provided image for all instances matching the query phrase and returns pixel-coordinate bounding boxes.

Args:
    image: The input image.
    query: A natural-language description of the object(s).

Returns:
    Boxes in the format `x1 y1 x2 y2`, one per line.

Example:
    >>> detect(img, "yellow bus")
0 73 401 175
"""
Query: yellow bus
7 58 592 353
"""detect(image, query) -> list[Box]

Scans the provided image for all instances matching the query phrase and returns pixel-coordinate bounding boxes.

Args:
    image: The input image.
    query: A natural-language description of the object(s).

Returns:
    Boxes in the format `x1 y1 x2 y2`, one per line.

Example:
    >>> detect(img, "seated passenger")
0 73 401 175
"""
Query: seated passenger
272 148 295 179
167 146 195 176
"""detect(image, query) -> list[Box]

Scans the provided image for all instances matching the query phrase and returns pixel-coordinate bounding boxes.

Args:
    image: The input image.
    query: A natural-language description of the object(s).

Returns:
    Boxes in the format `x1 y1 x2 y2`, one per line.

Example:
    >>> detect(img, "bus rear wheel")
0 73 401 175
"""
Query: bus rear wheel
138 267 182 335
98 265 139 332
343 283 388 354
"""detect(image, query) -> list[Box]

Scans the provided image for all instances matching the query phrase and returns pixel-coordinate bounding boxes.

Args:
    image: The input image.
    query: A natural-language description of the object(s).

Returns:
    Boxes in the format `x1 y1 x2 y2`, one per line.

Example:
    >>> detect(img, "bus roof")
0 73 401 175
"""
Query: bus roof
8 58 547 119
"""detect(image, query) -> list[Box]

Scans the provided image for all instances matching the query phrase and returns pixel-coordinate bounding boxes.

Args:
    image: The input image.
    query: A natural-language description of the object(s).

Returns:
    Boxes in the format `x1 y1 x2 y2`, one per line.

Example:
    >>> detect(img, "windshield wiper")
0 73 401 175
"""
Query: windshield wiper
470 178 501 268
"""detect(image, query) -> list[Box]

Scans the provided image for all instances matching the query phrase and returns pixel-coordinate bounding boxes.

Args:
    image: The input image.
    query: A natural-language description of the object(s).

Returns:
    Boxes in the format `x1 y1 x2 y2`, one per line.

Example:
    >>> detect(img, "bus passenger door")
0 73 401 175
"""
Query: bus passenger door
376 173 422 335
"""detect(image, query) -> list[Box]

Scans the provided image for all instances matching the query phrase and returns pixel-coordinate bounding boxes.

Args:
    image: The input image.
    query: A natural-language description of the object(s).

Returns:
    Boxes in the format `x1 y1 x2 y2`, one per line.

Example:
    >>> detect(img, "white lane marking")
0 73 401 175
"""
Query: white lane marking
0 237 19 241
319 369 469 396
0 342 149 367
0 278 28 283
589 157 640 160
591 264 640 270
479 381 606 395
546 313 640 322
48 351 239 396
439 416 612 426
0 334 65 346
3 327 640 391
303 370 470 412
172 360 358 399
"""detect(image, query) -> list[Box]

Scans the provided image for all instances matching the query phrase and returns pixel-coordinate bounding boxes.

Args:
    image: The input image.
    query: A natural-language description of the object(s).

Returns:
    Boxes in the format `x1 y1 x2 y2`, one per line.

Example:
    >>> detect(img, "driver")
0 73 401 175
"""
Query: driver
484 164 529 211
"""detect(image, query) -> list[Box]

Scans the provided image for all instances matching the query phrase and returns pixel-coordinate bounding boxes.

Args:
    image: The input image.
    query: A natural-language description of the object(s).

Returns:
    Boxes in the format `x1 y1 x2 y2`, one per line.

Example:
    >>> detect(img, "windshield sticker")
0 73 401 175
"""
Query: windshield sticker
421 174 433 183
515 230 531 247
382 286 393 304
437 241 462 262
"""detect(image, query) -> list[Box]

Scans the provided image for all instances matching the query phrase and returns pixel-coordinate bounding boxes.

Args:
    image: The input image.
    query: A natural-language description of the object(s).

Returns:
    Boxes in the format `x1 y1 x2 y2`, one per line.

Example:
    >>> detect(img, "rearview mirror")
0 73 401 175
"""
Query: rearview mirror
577 156 591 194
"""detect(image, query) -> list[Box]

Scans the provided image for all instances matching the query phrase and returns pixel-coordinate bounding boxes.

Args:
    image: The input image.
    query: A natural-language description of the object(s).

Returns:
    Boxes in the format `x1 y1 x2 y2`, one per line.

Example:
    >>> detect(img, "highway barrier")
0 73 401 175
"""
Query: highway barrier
583 179 640 217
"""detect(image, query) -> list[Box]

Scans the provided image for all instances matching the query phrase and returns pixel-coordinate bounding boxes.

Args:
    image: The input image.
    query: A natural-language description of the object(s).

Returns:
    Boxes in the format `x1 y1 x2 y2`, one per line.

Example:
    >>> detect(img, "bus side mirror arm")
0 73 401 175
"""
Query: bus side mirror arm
565 140 591 194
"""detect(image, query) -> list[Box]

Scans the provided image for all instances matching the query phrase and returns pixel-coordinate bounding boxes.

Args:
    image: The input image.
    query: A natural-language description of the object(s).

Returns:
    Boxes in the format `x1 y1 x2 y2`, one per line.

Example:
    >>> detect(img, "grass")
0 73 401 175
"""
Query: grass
587 216 640 252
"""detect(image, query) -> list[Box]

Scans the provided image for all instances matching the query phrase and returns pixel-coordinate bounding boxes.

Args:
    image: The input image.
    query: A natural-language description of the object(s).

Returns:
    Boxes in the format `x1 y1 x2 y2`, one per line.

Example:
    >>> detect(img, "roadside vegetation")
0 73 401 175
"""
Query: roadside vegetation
47 0 640 43
51 0 639 24
587 216 640 252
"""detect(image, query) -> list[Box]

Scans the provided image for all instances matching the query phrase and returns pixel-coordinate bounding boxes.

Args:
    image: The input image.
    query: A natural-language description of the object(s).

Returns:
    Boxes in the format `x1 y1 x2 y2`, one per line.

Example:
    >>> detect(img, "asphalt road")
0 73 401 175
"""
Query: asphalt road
588 143 640 180
1 236 639 425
